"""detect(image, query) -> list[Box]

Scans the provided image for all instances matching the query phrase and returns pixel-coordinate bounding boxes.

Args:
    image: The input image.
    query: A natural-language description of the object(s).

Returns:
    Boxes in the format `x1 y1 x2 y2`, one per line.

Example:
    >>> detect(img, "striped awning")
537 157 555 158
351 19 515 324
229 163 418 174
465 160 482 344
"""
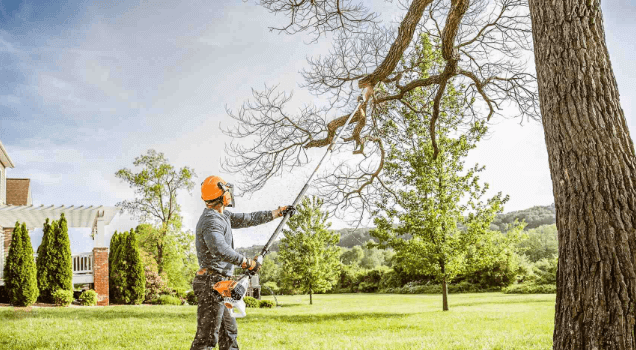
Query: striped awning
0 205 120 230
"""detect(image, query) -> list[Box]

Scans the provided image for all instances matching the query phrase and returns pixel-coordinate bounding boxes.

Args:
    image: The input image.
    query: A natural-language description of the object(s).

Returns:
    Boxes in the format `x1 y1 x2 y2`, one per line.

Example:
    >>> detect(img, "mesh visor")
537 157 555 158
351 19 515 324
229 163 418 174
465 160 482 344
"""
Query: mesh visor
219 182 235 207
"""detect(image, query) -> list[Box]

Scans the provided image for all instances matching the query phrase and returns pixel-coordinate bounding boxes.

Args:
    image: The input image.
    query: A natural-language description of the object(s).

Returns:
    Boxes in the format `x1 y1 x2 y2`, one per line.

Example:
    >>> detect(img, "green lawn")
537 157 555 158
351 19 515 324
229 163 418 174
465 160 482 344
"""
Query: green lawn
0 293 554 350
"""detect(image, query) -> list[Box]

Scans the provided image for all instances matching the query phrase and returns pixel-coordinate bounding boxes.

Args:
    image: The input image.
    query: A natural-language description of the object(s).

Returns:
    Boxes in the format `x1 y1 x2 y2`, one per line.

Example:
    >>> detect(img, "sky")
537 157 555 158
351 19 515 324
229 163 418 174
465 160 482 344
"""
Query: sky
0 0 634 253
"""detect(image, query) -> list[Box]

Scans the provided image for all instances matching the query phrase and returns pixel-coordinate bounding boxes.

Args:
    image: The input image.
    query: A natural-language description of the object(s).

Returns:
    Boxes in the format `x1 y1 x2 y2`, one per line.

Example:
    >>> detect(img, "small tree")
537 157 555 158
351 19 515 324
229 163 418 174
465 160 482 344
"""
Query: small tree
109 231 128 304
110 229 145 305
122 229 145 305
4 222 39 306
36 214 73 303
278 197 340 304
36 218 52 302
372 107 519 310
108 231 121 302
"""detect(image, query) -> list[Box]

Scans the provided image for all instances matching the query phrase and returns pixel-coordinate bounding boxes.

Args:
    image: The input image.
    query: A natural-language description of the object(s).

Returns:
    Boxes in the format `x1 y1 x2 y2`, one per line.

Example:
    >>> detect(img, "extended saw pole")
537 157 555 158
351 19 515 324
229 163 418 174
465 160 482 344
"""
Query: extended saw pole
258 87 372 259
226 88 372 318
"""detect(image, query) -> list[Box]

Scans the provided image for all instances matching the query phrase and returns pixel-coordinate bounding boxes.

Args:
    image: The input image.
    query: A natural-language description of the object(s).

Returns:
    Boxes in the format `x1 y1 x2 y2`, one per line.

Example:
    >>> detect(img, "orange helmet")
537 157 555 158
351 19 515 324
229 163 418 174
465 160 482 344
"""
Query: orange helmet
201 176 235 207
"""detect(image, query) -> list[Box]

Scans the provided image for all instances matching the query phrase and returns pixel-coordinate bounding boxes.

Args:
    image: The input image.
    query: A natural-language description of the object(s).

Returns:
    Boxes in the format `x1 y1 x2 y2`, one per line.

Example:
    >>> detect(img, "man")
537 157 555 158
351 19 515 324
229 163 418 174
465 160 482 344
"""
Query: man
191 175 294 350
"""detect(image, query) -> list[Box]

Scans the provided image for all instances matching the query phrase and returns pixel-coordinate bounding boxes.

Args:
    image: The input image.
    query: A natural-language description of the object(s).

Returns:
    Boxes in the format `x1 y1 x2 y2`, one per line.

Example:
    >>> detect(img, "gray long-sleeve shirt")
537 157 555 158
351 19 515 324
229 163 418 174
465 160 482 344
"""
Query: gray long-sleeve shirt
195 208 274 276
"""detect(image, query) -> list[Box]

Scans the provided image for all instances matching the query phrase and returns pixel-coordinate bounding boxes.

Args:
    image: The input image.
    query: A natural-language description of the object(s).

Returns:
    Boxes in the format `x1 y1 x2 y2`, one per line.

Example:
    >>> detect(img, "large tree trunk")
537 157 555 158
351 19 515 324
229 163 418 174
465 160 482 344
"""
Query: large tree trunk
528 1 636 348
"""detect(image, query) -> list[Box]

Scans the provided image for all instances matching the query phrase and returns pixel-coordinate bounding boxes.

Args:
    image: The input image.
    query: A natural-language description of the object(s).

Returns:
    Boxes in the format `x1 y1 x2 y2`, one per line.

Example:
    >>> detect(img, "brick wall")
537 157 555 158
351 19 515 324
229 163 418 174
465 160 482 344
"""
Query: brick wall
93 247 109 306
3 227 13 257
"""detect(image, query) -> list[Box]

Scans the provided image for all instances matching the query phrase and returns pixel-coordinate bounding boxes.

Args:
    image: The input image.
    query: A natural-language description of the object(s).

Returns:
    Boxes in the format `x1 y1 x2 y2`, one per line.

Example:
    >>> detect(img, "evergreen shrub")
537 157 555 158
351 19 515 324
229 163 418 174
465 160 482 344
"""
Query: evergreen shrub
503 283 556 294
79 290 98 306
243 296 259 308
259 300 274 308
110 230 145 304
4 222 39 306
36 215 73 303
186 290 197 305
52 289 73 307
152 295 182 305
0 285 9 303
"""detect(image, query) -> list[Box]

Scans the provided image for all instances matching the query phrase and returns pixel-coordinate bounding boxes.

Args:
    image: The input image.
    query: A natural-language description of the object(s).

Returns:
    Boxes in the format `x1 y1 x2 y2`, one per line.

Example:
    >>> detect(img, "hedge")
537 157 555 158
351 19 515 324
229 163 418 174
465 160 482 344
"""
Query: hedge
79 290 98 306
151 295 182 305
503 283 556 294
52 289 73 307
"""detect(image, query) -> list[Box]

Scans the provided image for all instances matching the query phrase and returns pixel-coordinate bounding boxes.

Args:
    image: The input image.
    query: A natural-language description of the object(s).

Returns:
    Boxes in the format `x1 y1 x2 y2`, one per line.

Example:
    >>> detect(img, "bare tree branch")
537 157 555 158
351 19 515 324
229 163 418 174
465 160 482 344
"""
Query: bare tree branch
225 0 539 216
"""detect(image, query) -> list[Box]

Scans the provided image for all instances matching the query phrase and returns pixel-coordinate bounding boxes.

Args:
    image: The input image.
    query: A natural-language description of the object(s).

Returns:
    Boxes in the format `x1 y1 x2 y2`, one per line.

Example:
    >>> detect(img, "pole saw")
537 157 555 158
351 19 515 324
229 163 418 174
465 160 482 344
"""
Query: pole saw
214 87 373 317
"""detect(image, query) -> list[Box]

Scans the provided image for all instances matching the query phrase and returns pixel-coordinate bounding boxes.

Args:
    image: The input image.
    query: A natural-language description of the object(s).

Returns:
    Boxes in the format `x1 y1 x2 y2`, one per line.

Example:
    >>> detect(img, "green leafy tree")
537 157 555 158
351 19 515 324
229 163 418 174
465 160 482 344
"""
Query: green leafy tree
340 246 363 266
36 218 52 301
372 35 519 310
258 251 281 286
516 224 558 263
4 222 39 306
360 242 385 270
36 214 73 303
116 149 195 275
135 223 197 289
278 196 340 304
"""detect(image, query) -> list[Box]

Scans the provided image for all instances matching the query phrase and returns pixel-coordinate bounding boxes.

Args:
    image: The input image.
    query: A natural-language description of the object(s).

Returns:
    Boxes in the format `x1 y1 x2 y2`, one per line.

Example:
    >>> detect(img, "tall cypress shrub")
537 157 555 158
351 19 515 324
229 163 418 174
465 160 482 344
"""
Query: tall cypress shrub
108 231 120 302
4 222 39 306
110 230 128 304
40 214 73 301
36 218 53 302
123 229 145 305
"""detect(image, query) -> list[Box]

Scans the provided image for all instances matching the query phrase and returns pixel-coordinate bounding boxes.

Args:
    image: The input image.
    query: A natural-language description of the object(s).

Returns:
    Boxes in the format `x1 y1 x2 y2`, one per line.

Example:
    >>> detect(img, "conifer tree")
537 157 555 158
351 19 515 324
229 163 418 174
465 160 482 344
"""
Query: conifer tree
4 222 39 306
37 215 73 301
123 228 145 305
108 231 120 302
110 230 128 304
36 218 52 301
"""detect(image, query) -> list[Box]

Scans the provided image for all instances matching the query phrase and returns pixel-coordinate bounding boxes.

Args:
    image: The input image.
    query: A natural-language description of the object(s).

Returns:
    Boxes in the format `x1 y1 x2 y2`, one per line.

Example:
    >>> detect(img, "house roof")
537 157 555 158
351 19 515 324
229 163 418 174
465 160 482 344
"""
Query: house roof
6 178 30 206
0 140 15 168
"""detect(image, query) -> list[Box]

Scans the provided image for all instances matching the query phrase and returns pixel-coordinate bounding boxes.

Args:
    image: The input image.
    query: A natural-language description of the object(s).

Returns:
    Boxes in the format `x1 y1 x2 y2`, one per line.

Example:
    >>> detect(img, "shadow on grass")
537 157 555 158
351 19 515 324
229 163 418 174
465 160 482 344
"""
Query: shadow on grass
450 296 554 308
242 312 406 324
0 306 192 321
0 307 406 324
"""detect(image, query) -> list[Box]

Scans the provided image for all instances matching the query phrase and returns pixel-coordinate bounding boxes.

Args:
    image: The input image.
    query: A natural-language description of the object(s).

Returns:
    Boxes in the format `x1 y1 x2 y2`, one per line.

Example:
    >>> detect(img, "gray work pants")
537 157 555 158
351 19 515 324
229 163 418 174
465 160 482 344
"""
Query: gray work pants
190 274 239 350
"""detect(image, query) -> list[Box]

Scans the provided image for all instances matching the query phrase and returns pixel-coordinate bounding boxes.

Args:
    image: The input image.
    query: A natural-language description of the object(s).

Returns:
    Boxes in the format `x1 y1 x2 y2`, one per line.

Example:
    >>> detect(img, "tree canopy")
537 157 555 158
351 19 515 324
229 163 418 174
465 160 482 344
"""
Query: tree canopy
116 149 196 274
278 196 341 304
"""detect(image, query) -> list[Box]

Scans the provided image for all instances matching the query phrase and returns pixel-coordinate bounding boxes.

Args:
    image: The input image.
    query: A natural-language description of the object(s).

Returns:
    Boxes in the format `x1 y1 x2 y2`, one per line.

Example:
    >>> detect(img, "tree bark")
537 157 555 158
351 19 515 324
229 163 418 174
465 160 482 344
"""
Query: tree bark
441 261 449 311
157 242 164 275
442 275 449 311
528 1 636 348
310 287 313 305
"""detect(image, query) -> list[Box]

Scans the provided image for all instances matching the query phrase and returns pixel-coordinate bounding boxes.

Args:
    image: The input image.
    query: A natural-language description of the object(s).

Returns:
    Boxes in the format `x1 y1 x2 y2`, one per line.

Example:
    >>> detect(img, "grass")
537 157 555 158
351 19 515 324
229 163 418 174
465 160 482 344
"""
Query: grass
0 293 555 350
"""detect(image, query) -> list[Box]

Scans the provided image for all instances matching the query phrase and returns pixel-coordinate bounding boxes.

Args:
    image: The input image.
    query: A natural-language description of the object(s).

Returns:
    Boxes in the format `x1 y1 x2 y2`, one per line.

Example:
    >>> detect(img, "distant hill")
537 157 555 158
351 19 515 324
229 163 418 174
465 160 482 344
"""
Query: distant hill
236 203 556 253
236 227 377 256
490 203 556 231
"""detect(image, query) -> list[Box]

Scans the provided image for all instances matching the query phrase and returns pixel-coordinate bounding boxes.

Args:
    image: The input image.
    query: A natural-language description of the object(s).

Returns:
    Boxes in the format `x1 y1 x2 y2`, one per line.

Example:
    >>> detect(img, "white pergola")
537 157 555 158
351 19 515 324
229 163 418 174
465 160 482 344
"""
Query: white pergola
0 204 119 247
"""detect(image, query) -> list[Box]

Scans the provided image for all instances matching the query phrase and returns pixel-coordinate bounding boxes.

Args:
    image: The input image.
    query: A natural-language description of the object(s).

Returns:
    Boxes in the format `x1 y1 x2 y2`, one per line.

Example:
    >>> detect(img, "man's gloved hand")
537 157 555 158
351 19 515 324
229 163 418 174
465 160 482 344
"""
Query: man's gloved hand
241 256 261 273
273 205 296 218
